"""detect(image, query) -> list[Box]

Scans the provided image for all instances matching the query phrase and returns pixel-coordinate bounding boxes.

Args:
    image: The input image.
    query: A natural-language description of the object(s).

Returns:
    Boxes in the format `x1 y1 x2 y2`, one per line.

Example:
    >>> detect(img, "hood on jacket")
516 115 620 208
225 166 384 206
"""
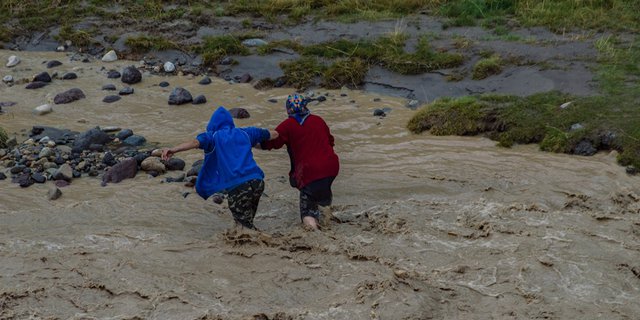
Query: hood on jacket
206 106 235 132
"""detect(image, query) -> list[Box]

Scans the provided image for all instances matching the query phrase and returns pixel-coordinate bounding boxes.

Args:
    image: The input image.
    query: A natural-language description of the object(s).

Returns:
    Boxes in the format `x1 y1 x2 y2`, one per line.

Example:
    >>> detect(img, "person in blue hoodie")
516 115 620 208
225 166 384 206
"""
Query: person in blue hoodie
161 106 278 230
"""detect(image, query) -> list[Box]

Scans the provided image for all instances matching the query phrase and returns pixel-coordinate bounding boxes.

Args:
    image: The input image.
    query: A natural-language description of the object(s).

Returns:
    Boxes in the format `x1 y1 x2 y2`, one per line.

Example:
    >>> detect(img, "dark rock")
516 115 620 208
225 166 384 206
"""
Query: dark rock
89 144 104 152
72 128 111 152
102 158 138 187
10 165 26 174
62 72 77 80
166 158 186 171
626 166 638 175
72 170 81 178
192 95 207 105
13 173 34 188
103 95 121 103
102 152 117 166
220 57 233 65
46 60 63 68
0 172 6 180
22 167 32 174
54 180 69 188
238 73 252 83
168 87 193 105
34 72 52 83
116 129 133 140
373 98 381 102
133 152 149 165
212 193 224 204
119 87 134 95
316 95 327 102
102 84 117 91
373 109 386 117
159 81 170 87
32 172 46 183
54 88 85 104
340 93 347 97
30 126 77 144
274 77 286 87
268 99 278 103
121 65 142 84
198 76 212 85
0 101 17 107
573 140 597 156
598 131 617 149
187 161 203 177
165 174 185 183
54 156 66 165
147 170 159 177
107 70 121 79
48 186 62 200
229 108 250 119
26 81 48 89
123 135 146 146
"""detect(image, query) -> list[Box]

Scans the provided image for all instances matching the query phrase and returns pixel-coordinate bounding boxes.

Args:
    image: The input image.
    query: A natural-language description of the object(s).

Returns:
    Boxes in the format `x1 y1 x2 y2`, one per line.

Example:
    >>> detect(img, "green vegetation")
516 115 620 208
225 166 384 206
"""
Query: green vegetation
279 57 325 90
323 58 368 89
408 35 640 169
302 35 464 75
125 35 178 54
55 25 94 48
195 35 251 67
472 55 503 79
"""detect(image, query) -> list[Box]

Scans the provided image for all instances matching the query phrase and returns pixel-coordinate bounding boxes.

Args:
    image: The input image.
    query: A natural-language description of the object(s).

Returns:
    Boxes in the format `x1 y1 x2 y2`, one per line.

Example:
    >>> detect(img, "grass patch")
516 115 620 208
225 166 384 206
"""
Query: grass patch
323 58 368 89
125 35 178 54
257 39 303 55
472 54 503 79
195 35 251 67
279 56 325 90
407 96 491 135
55 25 94 48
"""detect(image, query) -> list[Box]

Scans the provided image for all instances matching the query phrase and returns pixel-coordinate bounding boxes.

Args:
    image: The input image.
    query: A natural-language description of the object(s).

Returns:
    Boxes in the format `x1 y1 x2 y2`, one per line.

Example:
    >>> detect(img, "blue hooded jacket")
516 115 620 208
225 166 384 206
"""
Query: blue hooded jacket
195 107 270 199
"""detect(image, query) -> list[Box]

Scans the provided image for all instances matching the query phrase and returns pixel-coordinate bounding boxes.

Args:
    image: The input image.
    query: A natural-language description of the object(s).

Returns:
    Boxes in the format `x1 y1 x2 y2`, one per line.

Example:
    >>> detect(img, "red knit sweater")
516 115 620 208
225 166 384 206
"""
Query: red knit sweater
262 114 339 189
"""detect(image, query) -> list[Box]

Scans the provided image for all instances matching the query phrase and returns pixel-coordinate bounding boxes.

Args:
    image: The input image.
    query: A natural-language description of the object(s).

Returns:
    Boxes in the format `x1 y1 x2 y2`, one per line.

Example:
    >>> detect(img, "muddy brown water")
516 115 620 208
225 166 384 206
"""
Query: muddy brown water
1 51 639 319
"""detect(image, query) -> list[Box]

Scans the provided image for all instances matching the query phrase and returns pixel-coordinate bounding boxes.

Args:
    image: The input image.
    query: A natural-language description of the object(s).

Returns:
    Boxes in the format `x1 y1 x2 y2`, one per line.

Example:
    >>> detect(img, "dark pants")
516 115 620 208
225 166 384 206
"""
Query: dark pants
227 179 265 229
299 176 335 220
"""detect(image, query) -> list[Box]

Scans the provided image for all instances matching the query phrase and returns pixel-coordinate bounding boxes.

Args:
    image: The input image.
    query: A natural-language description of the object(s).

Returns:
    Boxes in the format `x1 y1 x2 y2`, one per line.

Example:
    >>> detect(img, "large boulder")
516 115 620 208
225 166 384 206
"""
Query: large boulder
168 87 193 105
121 65 142 84
101 158 138 186
72 128 112 153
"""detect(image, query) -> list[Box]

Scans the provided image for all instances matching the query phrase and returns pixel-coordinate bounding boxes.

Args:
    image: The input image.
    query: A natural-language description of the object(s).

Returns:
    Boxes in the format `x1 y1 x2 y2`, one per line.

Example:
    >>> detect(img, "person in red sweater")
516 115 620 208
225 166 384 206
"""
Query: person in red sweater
262 93 339 230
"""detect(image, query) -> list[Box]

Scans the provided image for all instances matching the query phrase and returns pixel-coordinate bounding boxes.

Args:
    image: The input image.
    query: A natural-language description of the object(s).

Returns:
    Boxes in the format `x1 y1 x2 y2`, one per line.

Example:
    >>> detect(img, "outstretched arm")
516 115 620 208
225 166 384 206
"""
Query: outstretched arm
161 139 200 161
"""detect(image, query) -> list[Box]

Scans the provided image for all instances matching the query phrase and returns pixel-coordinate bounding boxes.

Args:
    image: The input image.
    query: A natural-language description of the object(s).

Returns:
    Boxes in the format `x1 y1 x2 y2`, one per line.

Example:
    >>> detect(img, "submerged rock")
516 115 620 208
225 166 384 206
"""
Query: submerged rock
62 72 77 80
198 76 211 85
121 65 142 84
73 128 111 152
46 60 63 68
102 84 117 91
54 88 86 104
107 70 121 79
168 87 193 105
103 95 121 103
192 95 207 105
26 81 48 89
48 186 62 200
119 87 134 95
33 72 52 83
123 135 146 146
229 108 250 119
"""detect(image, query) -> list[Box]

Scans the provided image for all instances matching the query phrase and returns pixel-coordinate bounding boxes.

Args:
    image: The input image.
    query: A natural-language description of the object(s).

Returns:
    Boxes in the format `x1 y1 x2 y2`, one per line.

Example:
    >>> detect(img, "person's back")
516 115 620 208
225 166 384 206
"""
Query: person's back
269 114 338 189
162 106 277 230
262 93 339 230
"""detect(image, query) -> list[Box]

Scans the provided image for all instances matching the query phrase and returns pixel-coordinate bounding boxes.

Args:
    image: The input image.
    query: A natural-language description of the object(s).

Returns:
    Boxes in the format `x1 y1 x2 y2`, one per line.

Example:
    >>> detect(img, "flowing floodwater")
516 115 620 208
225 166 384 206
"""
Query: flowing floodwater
1 51 639 319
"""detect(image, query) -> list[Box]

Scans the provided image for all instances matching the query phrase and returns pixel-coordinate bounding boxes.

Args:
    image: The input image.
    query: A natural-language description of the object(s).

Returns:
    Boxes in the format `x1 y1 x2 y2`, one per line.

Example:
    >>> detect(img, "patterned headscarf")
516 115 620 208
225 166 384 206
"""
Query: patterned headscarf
286 93 310 125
